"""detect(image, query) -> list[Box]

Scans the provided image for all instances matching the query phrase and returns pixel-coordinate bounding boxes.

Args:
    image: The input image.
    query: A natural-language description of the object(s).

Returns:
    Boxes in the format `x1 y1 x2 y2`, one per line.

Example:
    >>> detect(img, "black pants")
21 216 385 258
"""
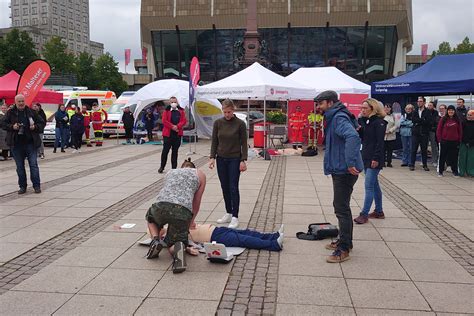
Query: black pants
410 133 429 167
331 174 358 252
438 141 460 175
147 128 153 141
1 149 8 159
160 134 181 169
384 140 395 165
71 132 82 150
125 127 133 140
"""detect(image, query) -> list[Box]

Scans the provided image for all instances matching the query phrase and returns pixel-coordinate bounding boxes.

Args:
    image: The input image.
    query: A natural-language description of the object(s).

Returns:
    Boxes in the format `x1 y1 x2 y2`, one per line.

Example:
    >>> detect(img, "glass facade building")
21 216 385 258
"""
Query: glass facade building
152 25 397 83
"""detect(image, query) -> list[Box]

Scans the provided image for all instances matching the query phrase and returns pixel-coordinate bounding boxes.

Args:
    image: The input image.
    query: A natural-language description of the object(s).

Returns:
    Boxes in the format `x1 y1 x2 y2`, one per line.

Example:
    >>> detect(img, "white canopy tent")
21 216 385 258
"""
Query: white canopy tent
125 79 222 139
196 62 315 157
286 66 371 95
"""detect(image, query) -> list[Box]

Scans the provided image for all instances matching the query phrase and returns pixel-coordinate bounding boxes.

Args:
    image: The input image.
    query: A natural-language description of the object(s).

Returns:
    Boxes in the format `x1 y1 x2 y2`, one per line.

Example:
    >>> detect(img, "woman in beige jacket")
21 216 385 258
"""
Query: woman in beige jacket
384 104 399 167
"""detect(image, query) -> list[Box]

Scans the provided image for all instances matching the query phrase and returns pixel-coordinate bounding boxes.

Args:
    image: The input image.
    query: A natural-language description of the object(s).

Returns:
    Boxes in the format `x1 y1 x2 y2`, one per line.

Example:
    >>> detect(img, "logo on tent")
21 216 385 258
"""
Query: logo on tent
270 88 275 95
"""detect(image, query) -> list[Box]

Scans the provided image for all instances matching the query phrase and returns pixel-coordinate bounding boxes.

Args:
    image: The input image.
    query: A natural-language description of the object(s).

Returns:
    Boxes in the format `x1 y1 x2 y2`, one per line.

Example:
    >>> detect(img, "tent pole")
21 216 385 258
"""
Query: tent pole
264 97 269 160
470 92 472 109
247 98 250 144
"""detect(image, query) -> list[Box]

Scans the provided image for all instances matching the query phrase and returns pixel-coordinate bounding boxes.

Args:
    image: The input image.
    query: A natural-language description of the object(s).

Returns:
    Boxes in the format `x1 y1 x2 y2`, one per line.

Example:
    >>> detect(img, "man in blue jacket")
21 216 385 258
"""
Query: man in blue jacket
315 90 363 263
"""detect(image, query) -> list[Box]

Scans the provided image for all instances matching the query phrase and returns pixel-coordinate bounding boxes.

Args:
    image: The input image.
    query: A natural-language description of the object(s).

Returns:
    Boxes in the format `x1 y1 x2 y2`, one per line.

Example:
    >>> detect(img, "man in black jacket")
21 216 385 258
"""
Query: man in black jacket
456 98 468 123
410 96 432 171
2 95 45 194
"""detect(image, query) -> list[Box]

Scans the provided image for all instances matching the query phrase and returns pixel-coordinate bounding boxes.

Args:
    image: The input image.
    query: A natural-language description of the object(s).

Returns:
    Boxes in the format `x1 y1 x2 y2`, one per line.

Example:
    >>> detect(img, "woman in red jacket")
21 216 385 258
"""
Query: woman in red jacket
158 96 187 173
437 105 463 177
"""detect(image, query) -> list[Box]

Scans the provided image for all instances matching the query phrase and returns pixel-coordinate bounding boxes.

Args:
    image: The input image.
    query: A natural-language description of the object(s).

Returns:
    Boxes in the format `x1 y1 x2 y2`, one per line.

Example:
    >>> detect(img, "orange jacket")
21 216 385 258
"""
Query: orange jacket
289 112 306 130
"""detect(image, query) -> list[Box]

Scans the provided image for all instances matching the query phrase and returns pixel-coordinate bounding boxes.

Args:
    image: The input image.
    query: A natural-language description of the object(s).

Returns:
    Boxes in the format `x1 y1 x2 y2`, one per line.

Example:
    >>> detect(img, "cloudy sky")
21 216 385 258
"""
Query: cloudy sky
0 0 473 73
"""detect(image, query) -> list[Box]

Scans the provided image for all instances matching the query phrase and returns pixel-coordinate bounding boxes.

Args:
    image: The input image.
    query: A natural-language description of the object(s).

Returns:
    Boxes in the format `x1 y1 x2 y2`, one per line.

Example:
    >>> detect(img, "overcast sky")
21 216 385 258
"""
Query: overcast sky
0 0 473 73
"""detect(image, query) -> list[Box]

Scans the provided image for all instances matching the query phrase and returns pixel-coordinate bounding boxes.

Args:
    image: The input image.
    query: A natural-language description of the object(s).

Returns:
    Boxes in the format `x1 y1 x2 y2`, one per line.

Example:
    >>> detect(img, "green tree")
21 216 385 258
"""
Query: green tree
453 37 474 54
95 52 128 96
75 52 98 89
431 41 453 57
42 36 76 74
0 28 38 75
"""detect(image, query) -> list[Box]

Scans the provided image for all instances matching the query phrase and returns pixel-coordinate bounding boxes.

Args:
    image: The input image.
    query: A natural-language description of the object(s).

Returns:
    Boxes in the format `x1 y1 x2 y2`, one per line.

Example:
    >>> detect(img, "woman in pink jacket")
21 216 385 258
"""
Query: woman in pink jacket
158 96 187 173
436 105 463 177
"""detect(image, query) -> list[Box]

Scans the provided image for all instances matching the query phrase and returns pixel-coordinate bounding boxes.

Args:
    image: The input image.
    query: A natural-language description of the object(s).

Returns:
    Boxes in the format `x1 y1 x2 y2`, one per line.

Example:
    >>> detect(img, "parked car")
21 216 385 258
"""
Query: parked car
235 111 264 137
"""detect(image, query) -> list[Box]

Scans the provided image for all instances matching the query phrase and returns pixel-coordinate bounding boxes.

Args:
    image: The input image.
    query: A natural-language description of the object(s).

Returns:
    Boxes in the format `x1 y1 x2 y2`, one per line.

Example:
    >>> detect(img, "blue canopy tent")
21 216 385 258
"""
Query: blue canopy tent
372 53 474 96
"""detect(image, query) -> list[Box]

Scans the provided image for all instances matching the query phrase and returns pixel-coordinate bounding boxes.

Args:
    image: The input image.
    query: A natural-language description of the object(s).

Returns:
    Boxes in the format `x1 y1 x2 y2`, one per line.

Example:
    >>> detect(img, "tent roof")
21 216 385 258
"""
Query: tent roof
196 62 315 100
372 53 474 95
126 79 190 111
286 67 371 95
0 70 63 104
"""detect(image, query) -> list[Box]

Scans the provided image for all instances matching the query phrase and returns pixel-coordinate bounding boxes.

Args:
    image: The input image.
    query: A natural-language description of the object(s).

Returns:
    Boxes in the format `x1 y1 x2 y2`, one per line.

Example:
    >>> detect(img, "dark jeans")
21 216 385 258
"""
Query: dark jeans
160 134 181 169
438 141 460 175
54 127 69 150
71 132 83 150
211 227 281 251
410 133 429 167
147 128 153 140
384 140 395 165
12 143 41 189
217 157 241 218
125 127 133 140
331 174 358 251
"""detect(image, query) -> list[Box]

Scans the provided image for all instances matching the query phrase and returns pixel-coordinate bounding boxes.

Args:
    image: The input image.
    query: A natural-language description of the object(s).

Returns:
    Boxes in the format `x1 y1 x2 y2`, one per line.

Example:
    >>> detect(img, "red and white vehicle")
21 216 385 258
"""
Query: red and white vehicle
102 91 136 138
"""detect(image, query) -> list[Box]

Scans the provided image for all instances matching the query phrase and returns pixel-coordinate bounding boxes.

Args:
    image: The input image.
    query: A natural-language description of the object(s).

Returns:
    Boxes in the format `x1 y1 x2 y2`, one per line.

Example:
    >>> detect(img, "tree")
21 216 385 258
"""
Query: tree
431 41 452 57
75 52 98 89
42 36 76 74
0 28 38 75
453 37 474 54
95 52 128 96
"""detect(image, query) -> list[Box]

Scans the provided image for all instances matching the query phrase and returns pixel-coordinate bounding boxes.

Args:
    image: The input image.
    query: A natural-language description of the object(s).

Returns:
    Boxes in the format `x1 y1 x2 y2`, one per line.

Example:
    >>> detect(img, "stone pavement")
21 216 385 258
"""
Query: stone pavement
0 141 473 315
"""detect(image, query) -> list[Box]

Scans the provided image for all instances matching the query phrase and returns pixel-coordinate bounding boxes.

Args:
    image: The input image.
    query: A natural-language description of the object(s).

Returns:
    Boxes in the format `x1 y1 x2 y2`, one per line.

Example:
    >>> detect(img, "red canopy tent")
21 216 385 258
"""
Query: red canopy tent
0 70 62 105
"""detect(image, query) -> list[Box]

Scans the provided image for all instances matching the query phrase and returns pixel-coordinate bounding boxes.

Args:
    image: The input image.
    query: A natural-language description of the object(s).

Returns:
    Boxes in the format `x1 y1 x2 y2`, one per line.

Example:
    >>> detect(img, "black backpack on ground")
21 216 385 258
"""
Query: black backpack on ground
296 223 339 240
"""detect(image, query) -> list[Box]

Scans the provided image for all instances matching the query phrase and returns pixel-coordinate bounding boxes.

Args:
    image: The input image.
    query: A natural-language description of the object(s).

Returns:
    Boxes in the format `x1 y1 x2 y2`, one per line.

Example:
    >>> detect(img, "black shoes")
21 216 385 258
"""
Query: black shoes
34 187 41 194
386 163 393 168
146 238 164 259
423 166 430 171
172 241 186 274
401 164 408 167
409 166 415 171
158 167 164 174
53 148 57 153
18 187 26 194
61 149 66 153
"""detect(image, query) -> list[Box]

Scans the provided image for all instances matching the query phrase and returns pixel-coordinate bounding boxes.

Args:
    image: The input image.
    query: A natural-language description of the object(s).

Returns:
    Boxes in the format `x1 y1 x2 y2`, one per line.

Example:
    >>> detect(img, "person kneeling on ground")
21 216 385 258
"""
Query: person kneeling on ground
145 158 206 273
189 224 284 251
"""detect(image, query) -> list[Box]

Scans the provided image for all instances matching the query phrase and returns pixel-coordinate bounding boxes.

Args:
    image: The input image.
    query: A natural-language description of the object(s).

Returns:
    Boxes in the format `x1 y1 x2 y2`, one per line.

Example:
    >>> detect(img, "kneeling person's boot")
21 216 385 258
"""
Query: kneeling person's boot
172 241 186 273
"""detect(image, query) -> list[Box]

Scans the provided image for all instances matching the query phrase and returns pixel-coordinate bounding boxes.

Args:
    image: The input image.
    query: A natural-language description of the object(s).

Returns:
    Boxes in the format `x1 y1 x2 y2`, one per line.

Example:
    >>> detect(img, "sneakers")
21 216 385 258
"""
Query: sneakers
423 166 430 171
354 215 369 224
228 217 239 229
409 166 415 171
34 187 41 194
216 213 232 224
86 143 93 147
278 224 284 235
386 163 393 168
438 173 443 177
71 149 78 154
172 241 186 274
61 149 66 153
368 211 385 219
146 238 164 259
158 167 164 174
39 154 45 159
277 233 284 250
18 187 26 194
401 164 408 167
326 249 350 263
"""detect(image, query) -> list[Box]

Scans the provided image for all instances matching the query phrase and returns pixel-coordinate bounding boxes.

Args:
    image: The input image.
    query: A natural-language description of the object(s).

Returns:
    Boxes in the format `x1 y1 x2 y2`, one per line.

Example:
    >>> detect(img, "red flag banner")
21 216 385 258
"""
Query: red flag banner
421 44 428 63
125 49 131 66
142 47 148 64
16 59 51 106
340 93 369 118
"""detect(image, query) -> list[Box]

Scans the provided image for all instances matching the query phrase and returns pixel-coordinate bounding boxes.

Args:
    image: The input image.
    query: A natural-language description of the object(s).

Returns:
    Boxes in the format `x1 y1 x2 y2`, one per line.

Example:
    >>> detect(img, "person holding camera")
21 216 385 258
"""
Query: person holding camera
1 95 45 194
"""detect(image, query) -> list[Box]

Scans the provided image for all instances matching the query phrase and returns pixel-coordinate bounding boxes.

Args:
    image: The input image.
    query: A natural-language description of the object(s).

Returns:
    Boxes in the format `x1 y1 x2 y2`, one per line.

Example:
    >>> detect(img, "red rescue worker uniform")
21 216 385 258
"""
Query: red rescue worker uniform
91 106 108 146
289 108 306 148
82 109 92 147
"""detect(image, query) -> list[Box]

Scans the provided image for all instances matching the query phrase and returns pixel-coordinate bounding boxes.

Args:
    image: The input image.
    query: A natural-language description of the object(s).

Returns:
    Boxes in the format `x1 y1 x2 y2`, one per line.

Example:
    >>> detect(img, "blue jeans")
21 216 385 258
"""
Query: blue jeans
401 136 412 165
361 168 383 216
12 143 41 189
211 227 281 251
217 157 241 218
55 127 69 149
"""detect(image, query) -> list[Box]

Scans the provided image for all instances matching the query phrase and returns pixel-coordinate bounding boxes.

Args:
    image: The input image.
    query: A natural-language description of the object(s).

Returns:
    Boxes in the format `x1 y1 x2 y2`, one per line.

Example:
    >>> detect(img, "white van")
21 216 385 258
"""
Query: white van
62 90 117 111
102 91 136 137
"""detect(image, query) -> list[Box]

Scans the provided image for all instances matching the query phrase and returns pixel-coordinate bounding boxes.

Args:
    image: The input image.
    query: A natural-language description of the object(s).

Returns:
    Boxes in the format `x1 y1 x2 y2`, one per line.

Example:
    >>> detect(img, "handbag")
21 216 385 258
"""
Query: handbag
296 222 339 240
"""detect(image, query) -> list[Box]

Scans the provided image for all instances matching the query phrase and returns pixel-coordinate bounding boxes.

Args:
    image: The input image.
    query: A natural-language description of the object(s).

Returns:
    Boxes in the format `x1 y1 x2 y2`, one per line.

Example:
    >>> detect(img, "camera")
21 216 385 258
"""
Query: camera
18 123 25 135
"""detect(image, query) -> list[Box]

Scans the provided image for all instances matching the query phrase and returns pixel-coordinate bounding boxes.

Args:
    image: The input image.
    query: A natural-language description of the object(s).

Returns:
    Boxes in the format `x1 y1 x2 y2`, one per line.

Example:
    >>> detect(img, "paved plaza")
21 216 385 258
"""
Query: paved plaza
0 140 473 315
